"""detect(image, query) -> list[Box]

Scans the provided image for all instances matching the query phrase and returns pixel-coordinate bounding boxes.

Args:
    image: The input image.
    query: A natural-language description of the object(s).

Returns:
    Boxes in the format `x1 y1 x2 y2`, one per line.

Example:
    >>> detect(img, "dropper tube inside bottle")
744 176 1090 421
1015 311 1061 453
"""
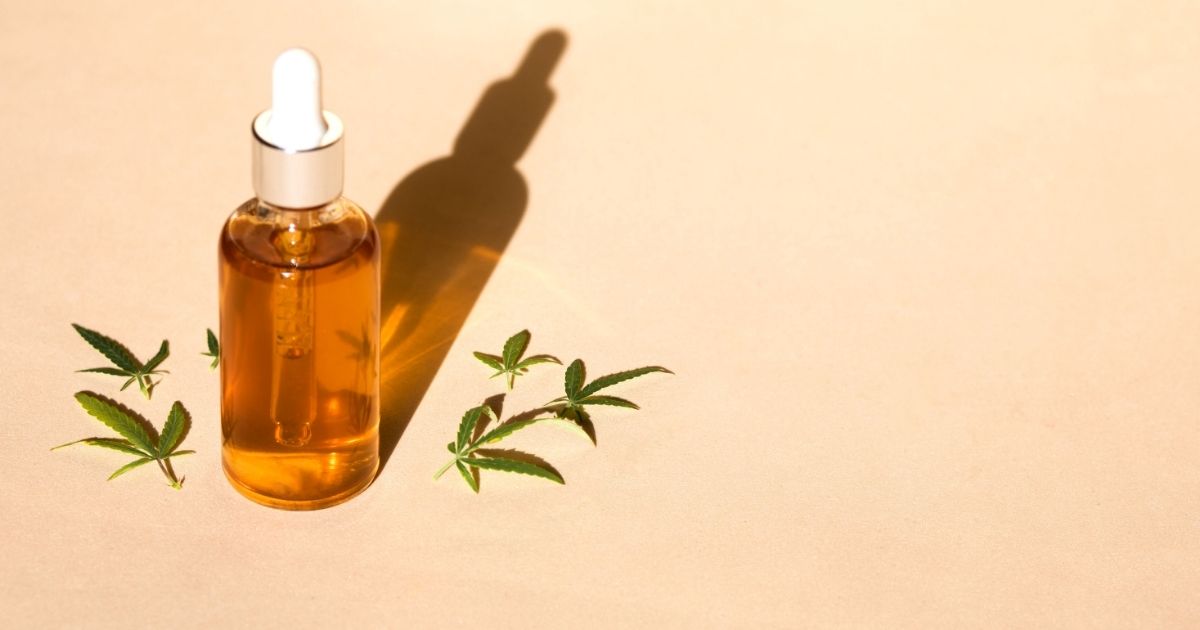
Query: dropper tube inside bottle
250 49 345 448
269 210 317 446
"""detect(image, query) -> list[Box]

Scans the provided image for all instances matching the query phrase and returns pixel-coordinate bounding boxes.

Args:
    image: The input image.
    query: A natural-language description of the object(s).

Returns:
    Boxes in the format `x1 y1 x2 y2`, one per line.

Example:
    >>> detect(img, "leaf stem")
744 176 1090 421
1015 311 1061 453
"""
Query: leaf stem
155 457 182 488
433 458 455 480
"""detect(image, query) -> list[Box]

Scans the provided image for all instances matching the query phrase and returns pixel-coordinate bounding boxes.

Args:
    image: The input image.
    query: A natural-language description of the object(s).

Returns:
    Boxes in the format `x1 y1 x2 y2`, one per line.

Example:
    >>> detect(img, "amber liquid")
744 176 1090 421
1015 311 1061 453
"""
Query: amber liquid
219 197 380 510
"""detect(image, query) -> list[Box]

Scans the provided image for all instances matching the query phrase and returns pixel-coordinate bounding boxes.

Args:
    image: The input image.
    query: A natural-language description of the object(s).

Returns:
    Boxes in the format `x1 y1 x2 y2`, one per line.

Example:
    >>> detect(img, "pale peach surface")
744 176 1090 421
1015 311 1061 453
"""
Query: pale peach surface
1 1 1197 627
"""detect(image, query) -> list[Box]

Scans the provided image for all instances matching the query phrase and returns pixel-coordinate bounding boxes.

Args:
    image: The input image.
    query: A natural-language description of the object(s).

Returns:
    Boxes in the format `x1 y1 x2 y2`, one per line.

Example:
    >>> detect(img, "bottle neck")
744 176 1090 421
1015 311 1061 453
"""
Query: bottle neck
253 197 348 227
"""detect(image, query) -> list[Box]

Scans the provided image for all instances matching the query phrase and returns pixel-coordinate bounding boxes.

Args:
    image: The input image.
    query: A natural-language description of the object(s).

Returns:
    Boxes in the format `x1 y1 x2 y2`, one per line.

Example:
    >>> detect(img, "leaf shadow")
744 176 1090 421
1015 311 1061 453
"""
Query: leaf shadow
472 393 507 442
507 405 554 423
467 464 480 490
560 406 597 446
524 398 595 446
336 325 373 362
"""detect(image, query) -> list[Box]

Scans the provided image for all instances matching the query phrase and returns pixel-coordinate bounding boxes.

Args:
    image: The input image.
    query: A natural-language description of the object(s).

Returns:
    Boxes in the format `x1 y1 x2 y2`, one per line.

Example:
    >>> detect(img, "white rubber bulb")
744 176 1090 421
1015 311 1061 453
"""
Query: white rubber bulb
264 48 328 151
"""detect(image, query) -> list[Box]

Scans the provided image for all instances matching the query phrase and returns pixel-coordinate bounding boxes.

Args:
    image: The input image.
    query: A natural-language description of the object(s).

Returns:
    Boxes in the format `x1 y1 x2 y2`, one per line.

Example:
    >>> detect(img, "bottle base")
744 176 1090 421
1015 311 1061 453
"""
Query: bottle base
222 460 378 511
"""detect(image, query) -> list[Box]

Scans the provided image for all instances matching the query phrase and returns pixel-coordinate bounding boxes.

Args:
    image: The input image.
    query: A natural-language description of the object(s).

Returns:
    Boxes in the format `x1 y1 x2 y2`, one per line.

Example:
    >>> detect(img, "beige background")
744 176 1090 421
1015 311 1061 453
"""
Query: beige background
1 1 1198 627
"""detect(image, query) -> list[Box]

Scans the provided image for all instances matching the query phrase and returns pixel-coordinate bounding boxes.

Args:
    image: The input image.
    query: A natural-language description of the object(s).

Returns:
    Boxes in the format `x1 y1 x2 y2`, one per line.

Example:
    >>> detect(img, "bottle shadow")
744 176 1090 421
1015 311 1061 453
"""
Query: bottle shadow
374 29 568 474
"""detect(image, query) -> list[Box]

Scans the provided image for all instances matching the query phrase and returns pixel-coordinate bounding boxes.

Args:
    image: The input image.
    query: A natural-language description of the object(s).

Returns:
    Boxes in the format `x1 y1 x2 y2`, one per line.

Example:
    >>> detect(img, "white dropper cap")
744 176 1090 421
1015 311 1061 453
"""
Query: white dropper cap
251 48 345 208
263 49 328 150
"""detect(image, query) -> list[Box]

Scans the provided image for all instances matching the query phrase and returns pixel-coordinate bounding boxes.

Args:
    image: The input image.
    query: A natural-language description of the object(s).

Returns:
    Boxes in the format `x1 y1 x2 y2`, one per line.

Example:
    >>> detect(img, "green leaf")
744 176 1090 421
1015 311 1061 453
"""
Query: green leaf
456 460 479 493
514 354 562 370
159 401 189 456
74 391 157 455
440 327 671 495
202 329 220 370
72 323 141 372
72 324 172 398
455 406 485 452
578 366 673 398
52 437 147 457
501 330 531 369
143 340 170 372
579 395 640 410
62 391 189 488
564 359 585 399
473 352 504 371
108 457 154 481
478 330 558 390
77 367 133 377
472 418 545 449
469 453 564 484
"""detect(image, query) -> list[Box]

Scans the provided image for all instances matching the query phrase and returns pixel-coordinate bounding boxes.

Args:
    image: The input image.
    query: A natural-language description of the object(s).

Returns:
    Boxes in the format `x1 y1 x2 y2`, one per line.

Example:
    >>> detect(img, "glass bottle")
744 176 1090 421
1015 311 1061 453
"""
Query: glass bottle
218 49 379 509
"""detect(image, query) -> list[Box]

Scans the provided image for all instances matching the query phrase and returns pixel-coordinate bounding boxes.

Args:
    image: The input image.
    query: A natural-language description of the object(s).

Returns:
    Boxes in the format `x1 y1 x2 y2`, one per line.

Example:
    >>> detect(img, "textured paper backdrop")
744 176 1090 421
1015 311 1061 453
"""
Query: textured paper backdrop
1 1 1197 627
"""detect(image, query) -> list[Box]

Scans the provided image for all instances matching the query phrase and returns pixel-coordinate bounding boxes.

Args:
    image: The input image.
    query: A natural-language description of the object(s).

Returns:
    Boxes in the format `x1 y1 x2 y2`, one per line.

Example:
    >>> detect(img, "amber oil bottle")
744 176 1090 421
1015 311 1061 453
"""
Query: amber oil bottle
219 49 379 509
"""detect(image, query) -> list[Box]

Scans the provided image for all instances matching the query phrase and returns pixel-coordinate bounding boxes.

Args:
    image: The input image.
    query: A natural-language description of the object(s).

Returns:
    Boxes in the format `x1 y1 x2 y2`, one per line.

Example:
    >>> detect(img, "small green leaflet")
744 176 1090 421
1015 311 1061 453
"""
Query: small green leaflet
470 450 565 483
473 329 561 390
72 323 169 400
202 328 220 370
54 392 194 489
455 461 479 493
51 437 145 457
564 359 585 398
108 458 155 481
576 364 672 398
549 360 672 434
434 403 563 493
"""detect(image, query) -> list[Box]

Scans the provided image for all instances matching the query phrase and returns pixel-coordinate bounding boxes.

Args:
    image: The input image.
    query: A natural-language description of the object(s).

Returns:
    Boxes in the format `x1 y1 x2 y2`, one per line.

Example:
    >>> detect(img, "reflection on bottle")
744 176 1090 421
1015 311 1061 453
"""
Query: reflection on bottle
335 323 376 434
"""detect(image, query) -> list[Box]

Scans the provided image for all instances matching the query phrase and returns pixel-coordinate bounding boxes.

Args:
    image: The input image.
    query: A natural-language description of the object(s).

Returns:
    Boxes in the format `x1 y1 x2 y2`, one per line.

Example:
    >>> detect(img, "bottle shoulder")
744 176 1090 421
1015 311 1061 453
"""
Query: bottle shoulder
221 197 377 270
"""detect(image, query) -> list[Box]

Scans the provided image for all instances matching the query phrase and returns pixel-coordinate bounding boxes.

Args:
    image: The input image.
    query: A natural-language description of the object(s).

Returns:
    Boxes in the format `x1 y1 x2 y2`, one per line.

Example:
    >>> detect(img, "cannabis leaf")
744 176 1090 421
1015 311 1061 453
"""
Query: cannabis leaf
53 391 194 489
473 329 561 390
202 328 220 370
548 360 673 435
433 403 563 493
442 328 671 495
72 323 169 399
